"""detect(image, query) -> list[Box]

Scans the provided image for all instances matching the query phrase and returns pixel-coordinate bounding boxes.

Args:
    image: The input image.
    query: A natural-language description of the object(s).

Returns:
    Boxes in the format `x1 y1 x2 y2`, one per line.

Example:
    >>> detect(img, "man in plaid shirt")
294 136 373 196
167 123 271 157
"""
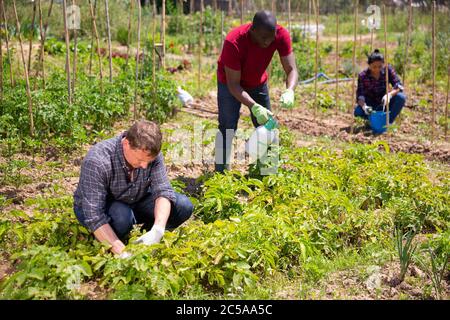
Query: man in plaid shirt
74 120 193 257
354 49 406 124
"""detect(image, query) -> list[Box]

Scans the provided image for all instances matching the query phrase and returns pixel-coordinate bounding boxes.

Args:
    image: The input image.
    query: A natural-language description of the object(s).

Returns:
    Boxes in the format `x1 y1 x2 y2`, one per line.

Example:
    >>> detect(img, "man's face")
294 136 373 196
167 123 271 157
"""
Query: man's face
122 138 156 169
250 27 276 48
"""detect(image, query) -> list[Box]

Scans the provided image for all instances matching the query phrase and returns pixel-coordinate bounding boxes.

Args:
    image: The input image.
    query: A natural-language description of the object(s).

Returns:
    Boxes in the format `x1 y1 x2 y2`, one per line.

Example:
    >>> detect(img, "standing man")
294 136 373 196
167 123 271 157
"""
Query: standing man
74 120 193 257
215 10 298 172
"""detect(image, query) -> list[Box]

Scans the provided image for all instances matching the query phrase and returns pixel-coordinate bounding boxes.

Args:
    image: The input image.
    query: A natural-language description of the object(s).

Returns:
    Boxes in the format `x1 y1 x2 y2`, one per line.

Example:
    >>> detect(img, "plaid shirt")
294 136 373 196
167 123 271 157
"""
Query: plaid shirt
73 132 175 232
357 64 403 107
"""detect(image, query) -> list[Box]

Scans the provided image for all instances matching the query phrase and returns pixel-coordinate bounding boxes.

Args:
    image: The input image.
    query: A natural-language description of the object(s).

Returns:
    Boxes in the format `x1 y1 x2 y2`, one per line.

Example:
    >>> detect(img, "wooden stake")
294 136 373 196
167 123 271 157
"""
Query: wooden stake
431 1 436 140
88 0 103 94
134 0 141 120
27 0 36 75
0 5 2 101
350 0 358 114
313 0 319 116
162 0 166 69
1 0 14 87
62 0 72 104
288 0 292 34
34 0 44 90
89 0 96 76
12 0 34 136
240 0 243 25
72 0 78 95
221 9 224 50
105 0 113 82
152 0 156 86
34 0 53 90
199 0 204 91
403 0 412 87
383 3 389 130
272 0 275 13
335 10 339 114
126 0 134 67
445 58 449 139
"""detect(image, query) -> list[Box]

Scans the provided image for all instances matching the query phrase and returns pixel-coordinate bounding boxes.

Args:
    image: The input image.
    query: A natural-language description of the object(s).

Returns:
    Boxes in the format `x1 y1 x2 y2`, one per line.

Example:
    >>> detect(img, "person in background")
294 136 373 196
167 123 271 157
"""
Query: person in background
354 49 406 125
215 10 298 172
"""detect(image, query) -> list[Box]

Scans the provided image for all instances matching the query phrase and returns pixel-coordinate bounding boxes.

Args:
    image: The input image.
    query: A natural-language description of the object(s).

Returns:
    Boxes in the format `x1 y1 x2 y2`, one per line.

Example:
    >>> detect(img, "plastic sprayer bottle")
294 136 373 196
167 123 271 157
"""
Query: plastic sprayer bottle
246 116 279 163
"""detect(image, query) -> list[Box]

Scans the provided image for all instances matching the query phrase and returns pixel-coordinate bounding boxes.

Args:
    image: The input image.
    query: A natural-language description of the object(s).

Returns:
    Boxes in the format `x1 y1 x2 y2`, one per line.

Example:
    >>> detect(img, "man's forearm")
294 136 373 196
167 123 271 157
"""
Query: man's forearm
93 224 125 255
154 197 171 228
286 69 298 91
227 83 256 108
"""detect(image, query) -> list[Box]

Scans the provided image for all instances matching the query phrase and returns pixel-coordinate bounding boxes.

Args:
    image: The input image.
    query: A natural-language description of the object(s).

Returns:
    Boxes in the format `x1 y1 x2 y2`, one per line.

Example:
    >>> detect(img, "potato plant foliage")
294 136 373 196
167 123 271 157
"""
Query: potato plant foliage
0 141 448 299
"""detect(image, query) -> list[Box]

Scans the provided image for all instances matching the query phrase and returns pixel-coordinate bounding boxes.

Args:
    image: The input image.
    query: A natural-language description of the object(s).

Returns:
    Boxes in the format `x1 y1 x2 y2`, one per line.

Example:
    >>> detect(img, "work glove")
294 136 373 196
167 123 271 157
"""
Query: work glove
134 225 165 246
362 104 373 116
381 93 392 108
279 89 295 109
251 103 273 125
117 251 133 259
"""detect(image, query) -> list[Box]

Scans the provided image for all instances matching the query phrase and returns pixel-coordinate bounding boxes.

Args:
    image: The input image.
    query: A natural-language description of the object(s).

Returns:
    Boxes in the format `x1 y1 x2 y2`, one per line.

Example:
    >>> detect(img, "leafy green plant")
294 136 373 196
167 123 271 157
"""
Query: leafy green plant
395 226 418 283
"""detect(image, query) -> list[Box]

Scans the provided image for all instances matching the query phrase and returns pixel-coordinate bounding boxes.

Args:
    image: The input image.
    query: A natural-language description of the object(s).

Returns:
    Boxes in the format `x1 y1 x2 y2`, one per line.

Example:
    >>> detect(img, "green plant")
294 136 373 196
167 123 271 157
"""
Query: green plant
395 226 418 283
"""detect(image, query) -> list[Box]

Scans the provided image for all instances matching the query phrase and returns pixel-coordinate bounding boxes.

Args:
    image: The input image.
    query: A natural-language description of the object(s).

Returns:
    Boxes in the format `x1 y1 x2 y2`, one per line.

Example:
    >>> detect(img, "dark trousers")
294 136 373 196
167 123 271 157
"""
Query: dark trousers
354 92 406 124
214 81 271 172
74 192 193 240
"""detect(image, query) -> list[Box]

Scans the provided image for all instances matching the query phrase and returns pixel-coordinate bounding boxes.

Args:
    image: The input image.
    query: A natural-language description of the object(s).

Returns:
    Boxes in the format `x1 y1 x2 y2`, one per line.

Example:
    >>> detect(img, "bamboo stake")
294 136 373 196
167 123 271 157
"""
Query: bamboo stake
403 0 412 87
62 0 72 104
383 3 389 131
88 0 103 94
431 1 436 140
288 0 291 34
34 0 44 90
89 0 97 76
134 0 141 120
199 0 204 91
191 0 195 14
27 0 36 74
0 6 2 101
350 0 358 114
34 0 53 90
126 0 133 67
335 10 339 114
72 0 78 95
105 0 112 82
1 0 14 87
445 58 449 139
313 0 319 116
240 0 243 25
162 0 166 69
271 0 275 13
12 0 34 136
370 27 374 52
221 9 224 50
152 0 156 85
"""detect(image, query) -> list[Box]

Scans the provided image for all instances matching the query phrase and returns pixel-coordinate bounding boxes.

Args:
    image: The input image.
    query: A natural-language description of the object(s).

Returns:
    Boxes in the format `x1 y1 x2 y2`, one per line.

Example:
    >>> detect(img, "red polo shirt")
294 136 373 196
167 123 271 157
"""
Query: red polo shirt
217 23 293 89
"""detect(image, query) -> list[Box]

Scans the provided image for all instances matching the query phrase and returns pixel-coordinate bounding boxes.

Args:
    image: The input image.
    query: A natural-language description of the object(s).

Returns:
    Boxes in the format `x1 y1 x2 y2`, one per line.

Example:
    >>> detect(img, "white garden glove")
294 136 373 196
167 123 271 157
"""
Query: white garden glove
362 104 373 116
381 93 392 108
279 89 295 109
117 251 133 259
134 225 165 246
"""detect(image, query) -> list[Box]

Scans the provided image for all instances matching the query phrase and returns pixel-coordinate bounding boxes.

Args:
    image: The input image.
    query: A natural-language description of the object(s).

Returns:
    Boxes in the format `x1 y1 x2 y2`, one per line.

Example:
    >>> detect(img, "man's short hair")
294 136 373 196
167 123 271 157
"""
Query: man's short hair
126 120 162 156
252 10 277 32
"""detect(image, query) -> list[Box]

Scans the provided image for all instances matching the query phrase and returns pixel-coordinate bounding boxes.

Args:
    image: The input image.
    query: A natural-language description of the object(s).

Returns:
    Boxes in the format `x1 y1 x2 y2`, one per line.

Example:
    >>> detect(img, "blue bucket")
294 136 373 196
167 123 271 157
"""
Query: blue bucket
369 111 390 134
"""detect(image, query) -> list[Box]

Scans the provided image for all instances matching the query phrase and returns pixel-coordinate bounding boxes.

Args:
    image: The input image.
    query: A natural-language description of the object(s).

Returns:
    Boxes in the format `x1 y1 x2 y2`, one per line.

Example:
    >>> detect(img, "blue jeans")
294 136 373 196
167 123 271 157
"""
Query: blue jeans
74 192 193 240
354 92 406 124
215 81 271 172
